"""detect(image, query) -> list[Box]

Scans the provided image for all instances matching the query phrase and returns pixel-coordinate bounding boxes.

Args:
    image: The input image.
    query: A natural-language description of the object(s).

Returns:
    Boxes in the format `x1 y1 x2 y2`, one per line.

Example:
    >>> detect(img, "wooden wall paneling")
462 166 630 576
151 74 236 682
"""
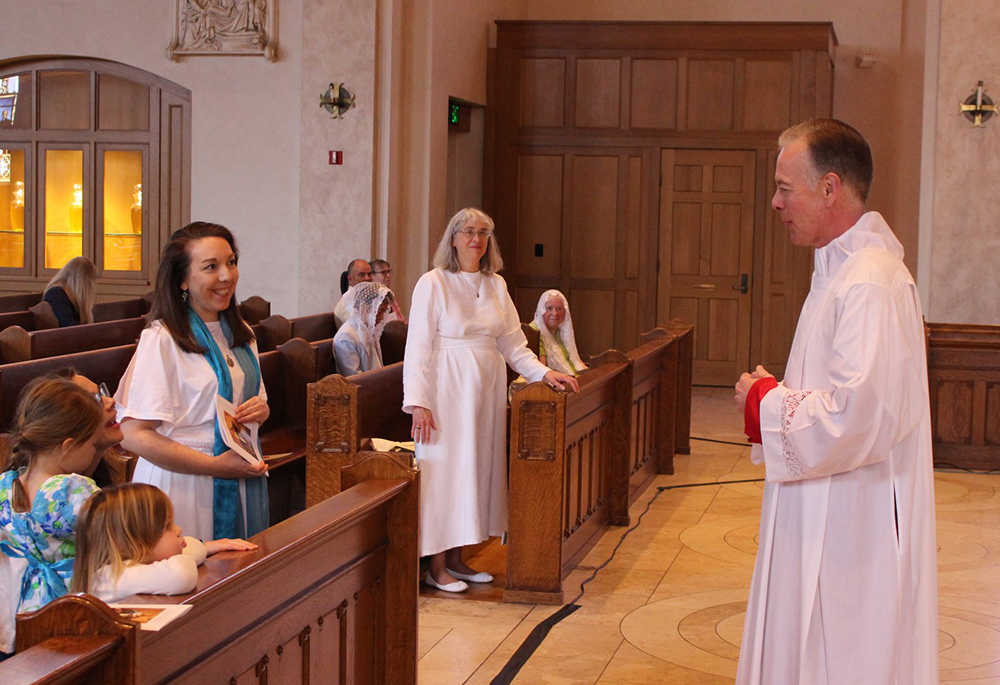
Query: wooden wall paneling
38 70 91 130
620 290 639 353
624 155 642 280
515 286 546 322
97 74 150 131
568 155 618 280
743 59 794 131
676 57 689 130
798 51 818 121
986 382 1000 445
516 153 564 278
790 52 803 124
629 59 679 130
159 89 191 245
733 57 746 130
816 52 834 115
519 58 566 128
618 58 631 132
574 59 621 129
686 60 735 131
569 289 615 357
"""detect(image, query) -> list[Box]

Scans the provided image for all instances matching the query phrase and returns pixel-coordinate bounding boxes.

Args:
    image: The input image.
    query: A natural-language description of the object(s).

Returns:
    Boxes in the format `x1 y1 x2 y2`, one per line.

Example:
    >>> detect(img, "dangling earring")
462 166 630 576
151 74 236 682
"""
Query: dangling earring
181 290 188 303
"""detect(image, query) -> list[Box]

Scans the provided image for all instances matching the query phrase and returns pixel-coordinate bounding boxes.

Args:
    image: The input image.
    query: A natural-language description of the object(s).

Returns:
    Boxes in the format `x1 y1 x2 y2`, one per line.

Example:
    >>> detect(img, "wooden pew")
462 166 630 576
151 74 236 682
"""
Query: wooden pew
0 317 146 364
0 291 42 313
291 311 338 342
0 302 57 335
0 344 137 430
506 356 633 604
306 362 409 503
925 322 1000 470
238 295 271 325
664 319 693 455
6 453 419 685
92 297 150 323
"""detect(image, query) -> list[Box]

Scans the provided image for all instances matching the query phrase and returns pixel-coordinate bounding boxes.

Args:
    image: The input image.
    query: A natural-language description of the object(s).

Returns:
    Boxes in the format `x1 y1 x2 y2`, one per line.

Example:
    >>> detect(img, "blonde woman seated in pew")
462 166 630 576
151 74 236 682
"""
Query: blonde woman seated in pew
405 208 579 593
529 289 588 377
72 483 256 603
334 281 396 377
116 222 269 545
43 256 97 326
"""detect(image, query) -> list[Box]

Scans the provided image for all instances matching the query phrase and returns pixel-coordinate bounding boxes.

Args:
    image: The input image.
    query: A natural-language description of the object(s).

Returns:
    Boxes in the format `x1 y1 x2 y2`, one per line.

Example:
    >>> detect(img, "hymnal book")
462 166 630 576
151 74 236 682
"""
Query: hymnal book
216 396 263 465
109 604 192 631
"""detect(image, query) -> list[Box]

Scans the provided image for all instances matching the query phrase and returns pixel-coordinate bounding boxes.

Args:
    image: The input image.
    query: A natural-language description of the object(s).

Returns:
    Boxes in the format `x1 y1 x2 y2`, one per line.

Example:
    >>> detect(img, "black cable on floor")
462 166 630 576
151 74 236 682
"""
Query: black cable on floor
692 436 750 447
488 477 764 685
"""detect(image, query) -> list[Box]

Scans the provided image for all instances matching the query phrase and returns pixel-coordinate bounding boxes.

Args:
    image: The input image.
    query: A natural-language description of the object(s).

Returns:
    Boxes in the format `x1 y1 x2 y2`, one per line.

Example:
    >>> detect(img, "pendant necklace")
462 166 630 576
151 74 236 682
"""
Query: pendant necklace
460 271 481 298
226 355 235 368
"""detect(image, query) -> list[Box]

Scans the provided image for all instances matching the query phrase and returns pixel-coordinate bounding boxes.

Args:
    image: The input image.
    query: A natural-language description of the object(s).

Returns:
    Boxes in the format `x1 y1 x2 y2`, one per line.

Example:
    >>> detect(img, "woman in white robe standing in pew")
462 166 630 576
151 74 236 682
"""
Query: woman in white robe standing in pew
404 208 579 593
333 281 396 377
116 222 269 543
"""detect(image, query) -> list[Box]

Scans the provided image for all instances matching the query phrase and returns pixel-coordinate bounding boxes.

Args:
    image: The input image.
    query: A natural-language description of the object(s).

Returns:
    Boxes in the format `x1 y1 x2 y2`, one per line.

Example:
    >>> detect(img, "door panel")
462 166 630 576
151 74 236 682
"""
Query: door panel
657 149 755 385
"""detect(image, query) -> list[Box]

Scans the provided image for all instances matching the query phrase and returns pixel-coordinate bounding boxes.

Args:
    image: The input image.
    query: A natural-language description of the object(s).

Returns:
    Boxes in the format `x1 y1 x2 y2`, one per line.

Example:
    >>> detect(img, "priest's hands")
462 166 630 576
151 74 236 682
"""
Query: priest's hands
735 365 773 412
411 406 436 443
543 370 580 393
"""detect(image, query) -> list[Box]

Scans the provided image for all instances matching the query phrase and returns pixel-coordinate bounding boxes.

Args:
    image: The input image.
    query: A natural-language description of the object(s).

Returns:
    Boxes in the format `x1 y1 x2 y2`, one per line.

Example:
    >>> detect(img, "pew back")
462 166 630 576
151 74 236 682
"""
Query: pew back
925 322 1000 469
507 357 631 604
0 291 41 313
92 297 150 323
0 317 145 364
9 454 419 685
291 312 338 342
0 344 137 430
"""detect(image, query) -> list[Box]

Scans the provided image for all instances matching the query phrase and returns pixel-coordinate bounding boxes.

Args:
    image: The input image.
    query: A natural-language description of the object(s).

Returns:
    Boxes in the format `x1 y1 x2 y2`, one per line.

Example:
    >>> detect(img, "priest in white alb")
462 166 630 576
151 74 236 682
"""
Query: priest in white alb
735 119 938 685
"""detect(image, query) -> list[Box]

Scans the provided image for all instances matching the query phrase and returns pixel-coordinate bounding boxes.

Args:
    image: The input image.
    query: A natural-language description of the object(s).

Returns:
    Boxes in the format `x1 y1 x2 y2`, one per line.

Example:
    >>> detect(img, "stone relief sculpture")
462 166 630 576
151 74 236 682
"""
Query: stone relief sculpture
168 0 277 62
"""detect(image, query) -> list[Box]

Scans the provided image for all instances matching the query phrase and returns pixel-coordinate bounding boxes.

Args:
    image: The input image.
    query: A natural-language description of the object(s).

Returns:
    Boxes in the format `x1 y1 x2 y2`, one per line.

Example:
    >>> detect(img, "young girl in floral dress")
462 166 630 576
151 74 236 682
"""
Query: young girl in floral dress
0 377 107 655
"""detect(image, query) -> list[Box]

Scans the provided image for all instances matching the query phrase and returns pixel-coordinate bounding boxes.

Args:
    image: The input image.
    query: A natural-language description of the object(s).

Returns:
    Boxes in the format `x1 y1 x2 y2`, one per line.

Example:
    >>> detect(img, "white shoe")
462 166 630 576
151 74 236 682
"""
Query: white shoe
424 573 468 593
447 568 494 584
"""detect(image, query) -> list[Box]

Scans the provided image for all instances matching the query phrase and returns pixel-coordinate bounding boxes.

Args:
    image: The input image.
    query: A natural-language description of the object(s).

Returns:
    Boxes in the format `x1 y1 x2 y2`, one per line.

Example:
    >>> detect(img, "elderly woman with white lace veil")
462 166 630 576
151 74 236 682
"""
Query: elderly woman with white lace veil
530 290 588 377
333 281 396 377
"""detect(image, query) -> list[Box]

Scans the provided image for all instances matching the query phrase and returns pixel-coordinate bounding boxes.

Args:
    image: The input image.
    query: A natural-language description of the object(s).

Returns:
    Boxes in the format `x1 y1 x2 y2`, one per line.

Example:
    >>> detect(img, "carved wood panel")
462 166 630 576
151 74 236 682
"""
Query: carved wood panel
518 400 557 461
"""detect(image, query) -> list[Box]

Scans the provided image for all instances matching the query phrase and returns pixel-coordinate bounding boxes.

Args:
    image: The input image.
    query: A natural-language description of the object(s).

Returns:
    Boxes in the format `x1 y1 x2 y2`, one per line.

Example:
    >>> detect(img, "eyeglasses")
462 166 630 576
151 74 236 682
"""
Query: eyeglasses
93 382 111 404
372 269 392 276
458 228 493 240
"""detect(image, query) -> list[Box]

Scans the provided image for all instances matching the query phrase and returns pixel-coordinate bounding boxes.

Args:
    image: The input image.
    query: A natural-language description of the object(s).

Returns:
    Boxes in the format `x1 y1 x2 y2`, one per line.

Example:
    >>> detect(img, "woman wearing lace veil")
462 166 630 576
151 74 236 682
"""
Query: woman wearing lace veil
530 290 587 377
333 281 395 377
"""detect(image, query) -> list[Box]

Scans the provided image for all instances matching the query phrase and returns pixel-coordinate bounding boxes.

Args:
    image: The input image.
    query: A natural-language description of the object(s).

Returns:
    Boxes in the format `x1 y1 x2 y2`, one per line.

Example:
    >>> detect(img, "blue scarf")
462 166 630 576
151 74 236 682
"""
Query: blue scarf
188 308 269 539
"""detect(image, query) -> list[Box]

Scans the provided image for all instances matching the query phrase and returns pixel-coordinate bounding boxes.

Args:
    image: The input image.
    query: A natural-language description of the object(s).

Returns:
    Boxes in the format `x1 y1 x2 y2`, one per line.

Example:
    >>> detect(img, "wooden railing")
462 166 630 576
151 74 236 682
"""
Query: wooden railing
4 453 419 685
925 322 1000 470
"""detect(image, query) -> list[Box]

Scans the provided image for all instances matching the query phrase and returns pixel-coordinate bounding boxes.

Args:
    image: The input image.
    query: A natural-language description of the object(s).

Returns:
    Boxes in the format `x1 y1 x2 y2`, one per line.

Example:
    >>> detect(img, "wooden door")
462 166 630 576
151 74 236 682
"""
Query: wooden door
657 149 755 385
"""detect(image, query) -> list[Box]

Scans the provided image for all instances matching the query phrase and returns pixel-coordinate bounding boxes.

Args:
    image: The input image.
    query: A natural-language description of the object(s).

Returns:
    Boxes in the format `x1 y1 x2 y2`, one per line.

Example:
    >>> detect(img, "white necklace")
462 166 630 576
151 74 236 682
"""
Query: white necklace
459 270 481 298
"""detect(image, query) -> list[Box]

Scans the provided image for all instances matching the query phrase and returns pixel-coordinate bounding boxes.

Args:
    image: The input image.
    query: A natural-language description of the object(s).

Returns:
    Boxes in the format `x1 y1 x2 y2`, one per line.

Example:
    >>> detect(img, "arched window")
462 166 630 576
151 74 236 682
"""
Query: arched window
0 57 190 296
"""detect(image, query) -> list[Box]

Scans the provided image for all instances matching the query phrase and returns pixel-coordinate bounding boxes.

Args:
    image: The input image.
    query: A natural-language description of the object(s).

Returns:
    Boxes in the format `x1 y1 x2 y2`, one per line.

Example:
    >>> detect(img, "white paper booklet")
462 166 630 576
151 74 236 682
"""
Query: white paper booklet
109 603 193 631
215 396 263 465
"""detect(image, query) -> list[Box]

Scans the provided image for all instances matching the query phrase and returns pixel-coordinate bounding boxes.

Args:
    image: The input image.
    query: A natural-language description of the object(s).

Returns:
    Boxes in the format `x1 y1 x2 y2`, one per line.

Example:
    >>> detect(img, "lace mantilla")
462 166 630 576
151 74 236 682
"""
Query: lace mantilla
780 390 813 477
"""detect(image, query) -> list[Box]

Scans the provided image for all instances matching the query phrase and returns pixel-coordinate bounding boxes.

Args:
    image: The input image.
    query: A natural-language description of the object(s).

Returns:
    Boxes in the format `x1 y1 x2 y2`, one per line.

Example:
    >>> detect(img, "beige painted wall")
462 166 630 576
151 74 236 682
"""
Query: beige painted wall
926 0 1000 323
0 0 305 314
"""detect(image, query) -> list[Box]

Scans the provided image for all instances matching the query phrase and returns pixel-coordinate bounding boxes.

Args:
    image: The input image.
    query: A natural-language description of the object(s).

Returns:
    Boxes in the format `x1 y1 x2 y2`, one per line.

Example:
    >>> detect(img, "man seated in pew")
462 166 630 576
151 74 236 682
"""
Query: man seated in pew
43 256 97 326
333 281 397 377
333 258 374 328
405 208 578 593
371 258 407 324
116 223 270 544
529 289 588 377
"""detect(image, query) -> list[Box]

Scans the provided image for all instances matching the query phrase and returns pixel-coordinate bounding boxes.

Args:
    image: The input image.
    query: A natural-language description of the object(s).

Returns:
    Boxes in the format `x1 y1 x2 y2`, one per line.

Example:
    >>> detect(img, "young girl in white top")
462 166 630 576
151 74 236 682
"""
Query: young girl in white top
71 482 257 603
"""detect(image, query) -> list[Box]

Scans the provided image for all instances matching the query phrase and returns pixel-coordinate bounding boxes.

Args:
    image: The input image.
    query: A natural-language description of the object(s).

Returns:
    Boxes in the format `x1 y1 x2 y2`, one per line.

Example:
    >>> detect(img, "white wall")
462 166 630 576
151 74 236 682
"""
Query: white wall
1 0 304 314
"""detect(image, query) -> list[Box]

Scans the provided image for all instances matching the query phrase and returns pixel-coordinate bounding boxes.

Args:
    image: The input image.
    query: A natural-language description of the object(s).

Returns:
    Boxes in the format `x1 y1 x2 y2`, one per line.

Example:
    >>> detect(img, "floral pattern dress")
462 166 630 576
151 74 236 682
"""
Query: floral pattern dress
0 471 99 612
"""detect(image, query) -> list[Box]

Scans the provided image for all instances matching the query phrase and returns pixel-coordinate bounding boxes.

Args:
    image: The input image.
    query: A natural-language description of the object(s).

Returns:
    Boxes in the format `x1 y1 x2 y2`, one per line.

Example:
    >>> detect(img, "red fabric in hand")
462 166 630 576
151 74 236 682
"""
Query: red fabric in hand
744 376 778 444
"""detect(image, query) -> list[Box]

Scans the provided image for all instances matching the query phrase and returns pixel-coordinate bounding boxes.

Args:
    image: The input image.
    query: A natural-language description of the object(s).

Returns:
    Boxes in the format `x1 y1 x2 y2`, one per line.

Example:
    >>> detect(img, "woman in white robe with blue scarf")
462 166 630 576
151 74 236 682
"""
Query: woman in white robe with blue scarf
117 223 269 542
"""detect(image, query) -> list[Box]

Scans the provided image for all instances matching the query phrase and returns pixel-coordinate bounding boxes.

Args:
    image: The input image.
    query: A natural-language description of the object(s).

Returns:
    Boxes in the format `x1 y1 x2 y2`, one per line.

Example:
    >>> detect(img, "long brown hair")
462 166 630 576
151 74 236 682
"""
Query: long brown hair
72 483 174 595
148 221 254 354
45 256 97 323
7 376 105 512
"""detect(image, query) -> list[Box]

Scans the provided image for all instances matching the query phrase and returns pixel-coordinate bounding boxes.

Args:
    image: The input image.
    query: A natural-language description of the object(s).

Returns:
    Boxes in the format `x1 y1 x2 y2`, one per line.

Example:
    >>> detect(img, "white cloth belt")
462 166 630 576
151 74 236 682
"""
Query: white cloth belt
433 335 497 350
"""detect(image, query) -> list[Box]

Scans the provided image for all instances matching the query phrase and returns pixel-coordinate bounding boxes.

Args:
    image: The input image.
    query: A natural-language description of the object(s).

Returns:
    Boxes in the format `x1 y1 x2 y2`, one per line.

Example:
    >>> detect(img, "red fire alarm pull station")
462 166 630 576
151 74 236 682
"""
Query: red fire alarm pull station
329 151 343 165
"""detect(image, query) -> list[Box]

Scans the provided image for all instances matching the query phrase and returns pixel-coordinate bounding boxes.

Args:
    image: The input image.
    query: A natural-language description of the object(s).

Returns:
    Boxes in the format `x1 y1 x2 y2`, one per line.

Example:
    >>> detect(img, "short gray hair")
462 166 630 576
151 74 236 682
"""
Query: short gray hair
432 208 503 274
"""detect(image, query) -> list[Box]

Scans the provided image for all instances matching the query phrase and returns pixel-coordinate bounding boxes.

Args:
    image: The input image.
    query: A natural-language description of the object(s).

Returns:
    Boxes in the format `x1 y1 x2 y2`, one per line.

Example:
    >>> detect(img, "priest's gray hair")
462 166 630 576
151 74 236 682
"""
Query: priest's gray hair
779 118 873 204
433 208 504 274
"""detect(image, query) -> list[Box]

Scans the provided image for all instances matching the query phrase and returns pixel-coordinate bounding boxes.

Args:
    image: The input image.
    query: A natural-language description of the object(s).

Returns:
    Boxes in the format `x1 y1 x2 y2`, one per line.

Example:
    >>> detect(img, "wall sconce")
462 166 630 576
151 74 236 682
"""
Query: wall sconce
960 81 997 127
320 83 356 119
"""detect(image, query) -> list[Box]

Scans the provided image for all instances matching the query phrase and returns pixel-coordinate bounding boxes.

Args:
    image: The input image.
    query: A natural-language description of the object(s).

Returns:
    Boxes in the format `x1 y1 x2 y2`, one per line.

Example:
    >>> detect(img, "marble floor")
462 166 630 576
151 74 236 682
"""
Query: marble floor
417 387 1000 684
